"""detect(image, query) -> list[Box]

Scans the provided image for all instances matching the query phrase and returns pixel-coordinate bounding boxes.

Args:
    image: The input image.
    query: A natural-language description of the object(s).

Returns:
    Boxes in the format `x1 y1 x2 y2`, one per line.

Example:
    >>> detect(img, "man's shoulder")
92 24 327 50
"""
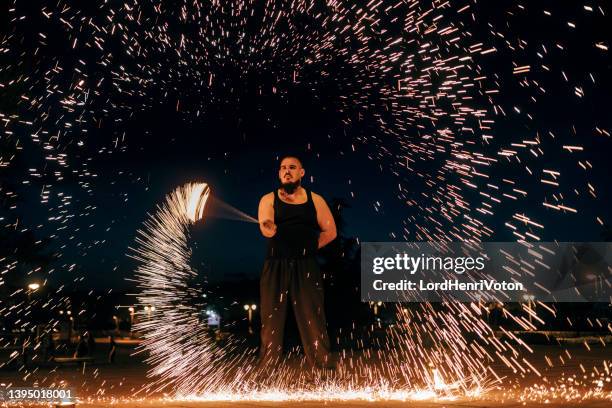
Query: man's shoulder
260 191 275 202
309 191 326 204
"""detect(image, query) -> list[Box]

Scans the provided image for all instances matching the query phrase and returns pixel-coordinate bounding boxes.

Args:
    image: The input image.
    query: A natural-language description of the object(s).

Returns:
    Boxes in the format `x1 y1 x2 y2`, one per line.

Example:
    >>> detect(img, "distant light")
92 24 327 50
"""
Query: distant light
129 307 134 313
28 283 40 291
251 304 257 310
243 304 249 310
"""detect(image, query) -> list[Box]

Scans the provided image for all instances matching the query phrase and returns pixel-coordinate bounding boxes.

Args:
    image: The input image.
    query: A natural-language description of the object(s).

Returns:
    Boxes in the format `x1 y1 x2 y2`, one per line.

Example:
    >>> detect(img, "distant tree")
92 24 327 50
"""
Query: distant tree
318 198 369 336
0 139 54 306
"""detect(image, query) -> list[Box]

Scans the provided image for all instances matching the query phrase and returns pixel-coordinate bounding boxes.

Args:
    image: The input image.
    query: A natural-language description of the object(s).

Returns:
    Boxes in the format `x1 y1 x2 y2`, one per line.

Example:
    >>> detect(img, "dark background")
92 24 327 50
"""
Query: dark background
1 0 610 302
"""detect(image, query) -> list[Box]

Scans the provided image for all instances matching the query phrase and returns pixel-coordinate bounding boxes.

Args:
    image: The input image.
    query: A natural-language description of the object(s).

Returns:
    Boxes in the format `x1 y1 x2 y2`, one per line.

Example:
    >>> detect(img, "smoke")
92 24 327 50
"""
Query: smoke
205 196 258 224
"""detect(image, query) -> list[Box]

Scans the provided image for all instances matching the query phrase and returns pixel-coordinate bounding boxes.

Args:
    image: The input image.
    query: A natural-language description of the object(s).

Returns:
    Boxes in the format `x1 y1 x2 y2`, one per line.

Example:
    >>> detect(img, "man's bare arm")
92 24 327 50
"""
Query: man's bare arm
258 193 277 238
313 193 337 248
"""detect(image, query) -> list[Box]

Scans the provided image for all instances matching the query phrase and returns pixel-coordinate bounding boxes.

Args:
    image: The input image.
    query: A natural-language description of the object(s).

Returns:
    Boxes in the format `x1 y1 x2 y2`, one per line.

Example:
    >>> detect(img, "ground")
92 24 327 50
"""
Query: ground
0 341 610 407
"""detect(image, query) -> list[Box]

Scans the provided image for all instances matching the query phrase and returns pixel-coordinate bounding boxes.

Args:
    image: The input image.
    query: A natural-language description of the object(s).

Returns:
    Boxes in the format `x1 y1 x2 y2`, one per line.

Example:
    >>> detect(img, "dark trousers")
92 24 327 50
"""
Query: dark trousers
259 257 331 366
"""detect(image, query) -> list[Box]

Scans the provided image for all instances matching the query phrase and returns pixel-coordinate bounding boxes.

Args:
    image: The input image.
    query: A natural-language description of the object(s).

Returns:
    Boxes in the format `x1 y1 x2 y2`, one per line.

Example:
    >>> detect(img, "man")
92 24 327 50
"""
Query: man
258 156 337 369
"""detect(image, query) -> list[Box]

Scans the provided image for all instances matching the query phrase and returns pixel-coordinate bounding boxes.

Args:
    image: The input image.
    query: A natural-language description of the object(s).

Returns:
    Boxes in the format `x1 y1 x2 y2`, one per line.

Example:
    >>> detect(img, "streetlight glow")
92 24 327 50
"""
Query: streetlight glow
243 304 257 334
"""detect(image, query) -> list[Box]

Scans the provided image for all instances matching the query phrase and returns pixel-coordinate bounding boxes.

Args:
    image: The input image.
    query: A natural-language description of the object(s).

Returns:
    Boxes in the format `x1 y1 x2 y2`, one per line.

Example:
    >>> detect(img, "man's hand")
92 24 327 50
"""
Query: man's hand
259 193 276 238
262 219 277 236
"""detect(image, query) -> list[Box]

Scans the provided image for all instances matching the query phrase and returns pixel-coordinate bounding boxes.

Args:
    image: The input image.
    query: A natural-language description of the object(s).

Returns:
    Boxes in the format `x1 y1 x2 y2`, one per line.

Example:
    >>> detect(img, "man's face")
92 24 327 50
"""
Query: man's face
279 157 304 186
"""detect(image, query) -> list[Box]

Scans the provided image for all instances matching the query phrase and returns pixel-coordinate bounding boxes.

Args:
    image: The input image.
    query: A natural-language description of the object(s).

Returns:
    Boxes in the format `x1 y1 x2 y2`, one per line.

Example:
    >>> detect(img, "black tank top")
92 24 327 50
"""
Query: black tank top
266 189 320 259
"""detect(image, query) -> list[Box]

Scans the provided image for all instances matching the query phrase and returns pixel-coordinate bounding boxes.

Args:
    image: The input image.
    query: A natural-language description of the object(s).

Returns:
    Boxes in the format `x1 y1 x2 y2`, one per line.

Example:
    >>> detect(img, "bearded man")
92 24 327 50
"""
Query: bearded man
257 155 337 368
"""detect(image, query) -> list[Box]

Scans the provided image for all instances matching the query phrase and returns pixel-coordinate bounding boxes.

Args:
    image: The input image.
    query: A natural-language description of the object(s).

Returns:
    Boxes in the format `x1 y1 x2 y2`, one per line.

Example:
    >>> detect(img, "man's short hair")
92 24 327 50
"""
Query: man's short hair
279 155 303 168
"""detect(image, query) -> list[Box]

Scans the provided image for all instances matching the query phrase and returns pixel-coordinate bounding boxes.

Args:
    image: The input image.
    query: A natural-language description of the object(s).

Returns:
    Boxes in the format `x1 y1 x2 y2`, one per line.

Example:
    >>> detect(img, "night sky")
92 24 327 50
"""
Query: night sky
1 0 611 291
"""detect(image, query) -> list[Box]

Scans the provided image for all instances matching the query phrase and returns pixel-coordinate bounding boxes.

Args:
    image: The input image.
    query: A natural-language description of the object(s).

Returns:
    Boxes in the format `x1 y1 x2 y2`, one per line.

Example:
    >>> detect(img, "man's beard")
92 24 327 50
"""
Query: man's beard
280 179 301 194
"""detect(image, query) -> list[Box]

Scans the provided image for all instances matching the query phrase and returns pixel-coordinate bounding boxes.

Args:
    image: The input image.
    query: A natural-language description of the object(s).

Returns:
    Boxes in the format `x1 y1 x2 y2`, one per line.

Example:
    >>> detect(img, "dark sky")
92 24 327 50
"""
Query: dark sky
2 0 611 291
38 128 411 289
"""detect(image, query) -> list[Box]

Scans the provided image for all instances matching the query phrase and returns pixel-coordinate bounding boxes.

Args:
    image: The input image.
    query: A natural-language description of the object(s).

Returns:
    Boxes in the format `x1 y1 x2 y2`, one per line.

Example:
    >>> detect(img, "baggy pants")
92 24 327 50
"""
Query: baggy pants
259 257 331 366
